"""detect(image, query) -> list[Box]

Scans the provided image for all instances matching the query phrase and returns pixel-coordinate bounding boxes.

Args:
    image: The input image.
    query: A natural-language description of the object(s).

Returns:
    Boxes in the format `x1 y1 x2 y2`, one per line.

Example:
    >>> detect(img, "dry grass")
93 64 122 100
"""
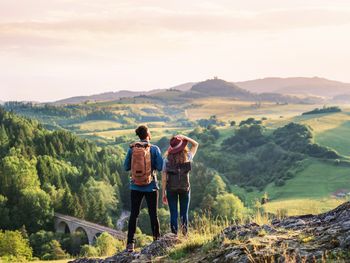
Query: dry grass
263 198 346 216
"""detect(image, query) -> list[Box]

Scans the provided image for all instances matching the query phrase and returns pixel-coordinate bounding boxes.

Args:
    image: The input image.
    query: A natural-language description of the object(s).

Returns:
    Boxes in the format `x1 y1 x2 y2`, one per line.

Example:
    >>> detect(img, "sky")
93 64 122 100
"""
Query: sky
1 0 350 102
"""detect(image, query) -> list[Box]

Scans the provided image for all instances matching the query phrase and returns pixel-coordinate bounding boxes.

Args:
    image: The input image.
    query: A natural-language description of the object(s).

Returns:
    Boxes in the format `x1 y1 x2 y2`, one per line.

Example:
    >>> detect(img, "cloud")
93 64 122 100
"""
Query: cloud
1 7 350 37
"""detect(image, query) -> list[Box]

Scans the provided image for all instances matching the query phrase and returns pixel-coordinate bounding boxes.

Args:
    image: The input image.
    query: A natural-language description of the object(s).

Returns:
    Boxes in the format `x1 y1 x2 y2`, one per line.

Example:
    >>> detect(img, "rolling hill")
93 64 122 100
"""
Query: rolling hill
236 77 350 98
186 78 255 99
148 78 324 104
53 82 196 105
52 77 346 105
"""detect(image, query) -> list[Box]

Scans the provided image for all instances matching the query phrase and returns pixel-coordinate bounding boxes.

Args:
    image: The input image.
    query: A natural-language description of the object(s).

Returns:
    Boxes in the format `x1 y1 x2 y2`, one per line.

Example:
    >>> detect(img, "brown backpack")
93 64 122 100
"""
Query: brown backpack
130 142 152 186
166 161 191 192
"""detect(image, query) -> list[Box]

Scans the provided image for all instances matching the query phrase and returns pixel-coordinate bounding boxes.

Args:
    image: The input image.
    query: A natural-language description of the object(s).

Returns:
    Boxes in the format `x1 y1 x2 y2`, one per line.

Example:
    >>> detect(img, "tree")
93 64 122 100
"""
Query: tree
213 193 246 220
0 149 40 199
0 195 10 229
0 230 33 261
204 174 227 199
16 188 53 233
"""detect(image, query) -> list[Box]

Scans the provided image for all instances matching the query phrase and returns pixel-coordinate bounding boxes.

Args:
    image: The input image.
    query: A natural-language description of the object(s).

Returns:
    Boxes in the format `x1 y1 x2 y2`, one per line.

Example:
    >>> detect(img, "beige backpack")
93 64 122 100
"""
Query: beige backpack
130 142 152 186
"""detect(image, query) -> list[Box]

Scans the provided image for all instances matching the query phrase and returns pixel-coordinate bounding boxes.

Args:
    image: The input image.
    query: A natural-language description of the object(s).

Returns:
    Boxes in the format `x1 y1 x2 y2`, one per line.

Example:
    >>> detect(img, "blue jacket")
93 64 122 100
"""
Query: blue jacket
124 140 163 192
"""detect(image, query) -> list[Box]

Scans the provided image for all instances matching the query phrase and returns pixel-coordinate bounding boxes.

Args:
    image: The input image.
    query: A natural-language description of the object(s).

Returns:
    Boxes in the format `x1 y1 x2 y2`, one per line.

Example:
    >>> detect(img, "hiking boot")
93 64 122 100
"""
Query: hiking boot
126 243 134 252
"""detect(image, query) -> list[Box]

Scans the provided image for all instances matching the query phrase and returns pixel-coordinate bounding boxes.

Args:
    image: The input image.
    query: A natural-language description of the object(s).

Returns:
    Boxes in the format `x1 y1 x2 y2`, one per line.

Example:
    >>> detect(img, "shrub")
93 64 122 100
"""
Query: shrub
0 230 33 261
41 240 68 260
95 232 124 256
213 193 246 220
80 245 100 257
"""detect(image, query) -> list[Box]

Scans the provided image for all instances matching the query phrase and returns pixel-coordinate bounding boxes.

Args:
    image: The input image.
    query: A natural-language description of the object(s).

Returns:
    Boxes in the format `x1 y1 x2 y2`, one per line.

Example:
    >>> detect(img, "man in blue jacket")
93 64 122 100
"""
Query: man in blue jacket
124 125 163 252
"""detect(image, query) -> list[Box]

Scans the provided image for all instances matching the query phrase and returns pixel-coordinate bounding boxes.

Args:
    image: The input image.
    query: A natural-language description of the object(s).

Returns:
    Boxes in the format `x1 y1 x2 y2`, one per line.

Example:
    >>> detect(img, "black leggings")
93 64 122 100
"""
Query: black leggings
127 190 160 244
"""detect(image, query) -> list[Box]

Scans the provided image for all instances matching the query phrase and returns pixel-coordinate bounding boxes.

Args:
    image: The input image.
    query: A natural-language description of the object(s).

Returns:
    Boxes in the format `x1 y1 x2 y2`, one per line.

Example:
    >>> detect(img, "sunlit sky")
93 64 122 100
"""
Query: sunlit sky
1 0 350 102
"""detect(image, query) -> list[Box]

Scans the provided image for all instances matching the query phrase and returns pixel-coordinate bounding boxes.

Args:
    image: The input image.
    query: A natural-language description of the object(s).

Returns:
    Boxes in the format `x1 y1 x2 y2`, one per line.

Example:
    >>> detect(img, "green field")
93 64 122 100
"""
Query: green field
72 120 122 131
88 126 191 142
316 121 350 157
186 98 322 122
231 158 350 215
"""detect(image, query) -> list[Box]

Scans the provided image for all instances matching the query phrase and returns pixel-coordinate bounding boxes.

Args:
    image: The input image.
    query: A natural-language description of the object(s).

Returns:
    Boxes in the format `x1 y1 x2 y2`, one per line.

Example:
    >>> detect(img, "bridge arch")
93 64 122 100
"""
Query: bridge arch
57 221 71 234
74 227 89 245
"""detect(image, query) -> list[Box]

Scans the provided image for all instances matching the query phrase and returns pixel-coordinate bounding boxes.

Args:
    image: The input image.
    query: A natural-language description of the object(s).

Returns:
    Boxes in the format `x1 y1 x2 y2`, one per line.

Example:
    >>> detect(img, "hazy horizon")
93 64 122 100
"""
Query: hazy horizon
1 0 350 101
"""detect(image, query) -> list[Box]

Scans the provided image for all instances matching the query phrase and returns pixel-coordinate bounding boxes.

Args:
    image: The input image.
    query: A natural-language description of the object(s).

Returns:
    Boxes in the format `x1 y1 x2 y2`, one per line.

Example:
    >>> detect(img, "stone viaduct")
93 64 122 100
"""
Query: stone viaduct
54 213 126 245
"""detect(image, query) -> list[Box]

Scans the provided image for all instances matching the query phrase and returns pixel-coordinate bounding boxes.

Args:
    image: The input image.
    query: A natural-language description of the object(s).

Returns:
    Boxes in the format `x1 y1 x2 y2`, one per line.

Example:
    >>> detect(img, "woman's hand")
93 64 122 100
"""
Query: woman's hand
162 193 168 205
177 134 199 157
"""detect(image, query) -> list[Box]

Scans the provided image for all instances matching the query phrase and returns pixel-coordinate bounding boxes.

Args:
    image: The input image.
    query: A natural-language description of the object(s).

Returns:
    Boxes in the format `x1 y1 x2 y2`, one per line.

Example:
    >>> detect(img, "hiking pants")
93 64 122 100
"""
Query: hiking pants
167 190 190 235
127 190 160 244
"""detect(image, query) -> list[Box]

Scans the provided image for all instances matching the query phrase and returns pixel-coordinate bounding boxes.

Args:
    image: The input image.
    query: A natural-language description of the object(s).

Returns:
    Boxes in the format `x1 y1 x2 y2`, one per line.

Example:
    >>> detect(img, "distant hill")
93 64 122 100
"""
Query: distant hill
169 82 196 91
146 78 323 104
53 77 345 105
53 90 163 105
187 78 255 99
236 77 350 98
332 94 350 103
53 83 195 105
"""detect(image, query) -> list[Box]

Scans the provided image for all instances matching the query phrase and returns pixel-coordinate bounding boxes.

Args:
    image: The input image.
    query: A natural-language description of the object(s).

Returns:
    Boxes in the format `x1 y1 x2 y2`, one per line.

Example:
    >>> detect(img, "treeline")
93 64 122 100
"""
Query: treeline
4 102 170 131
0 108 127 233
190 118 340 191
302 106 341 115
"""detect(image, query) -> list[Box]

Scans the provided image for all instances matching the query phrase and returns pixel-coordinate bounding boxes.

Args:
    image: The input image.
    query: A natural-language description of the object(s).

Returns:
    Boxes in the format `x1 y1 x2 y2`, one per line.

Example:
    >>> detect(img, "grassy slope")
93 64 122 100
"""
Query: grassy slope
231 159 350 215
228 109 350 215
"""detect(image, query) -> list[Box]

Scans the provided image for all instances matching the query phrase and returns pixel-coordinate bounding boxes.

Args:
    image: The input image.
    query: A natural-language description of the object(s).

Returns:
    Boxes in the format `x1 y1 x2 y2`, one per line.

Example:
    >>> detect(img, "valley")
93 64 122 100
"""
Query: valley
2 77 350 261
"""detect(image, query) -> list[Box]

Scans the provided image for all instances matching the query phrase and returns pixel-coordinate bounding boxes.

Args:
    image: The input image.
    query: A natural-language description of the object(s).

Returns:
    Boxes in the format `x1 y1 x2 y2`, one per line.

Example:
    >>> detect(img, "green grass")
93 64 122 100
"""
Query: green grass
263 198 346 216
72 120 122 131
264 159 350 200
231 158 350 215
316 121 350 157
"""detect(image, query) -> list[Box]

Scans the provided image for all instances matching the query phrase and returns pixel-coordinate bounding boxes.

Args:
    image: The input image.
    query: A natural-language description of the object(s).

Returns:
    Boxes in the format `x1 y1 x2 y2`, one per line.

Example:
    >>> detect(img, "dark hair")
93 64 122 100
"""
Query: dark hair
135 125 149 140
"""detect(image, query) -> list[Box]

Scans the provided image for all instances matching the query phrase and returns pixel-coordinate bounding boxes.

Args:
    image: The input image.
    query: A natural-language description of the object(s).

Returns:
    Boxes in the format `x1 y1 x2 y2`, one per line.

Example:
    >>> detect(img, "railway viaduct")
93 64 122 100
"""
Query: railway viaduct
54 213 126 245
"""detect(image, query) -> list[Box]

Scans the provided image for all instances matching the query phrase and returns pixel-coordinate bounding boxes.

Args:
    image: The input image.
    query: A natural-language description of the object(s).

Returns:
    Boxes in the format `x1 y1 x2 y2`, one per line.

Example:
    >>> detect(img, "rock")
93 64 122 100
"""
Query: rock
71 201 350 262
140 233 180 257
341 236 350 249
70 233 180 263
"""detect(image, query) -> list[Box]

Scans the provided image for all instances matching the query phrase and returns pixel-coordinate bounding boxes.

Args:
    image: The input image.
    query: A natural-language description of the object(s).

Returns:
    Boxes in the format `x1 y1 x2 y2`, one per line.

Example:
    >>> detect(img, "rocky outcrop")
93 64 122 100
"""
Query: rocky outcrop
69 233 180 263
200 201 350 262
70 202 350 263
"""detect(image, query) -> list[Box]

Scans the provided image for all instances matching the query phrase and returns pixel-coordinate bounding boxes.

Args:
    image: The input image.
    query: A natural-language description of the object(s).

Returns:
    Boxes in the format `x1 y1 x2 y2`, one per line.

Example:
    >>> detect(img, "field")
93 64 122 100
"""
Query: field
231 158 350 215
71 120 122 131
186 98 323 122
86 126 191 142
263 198 346 216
